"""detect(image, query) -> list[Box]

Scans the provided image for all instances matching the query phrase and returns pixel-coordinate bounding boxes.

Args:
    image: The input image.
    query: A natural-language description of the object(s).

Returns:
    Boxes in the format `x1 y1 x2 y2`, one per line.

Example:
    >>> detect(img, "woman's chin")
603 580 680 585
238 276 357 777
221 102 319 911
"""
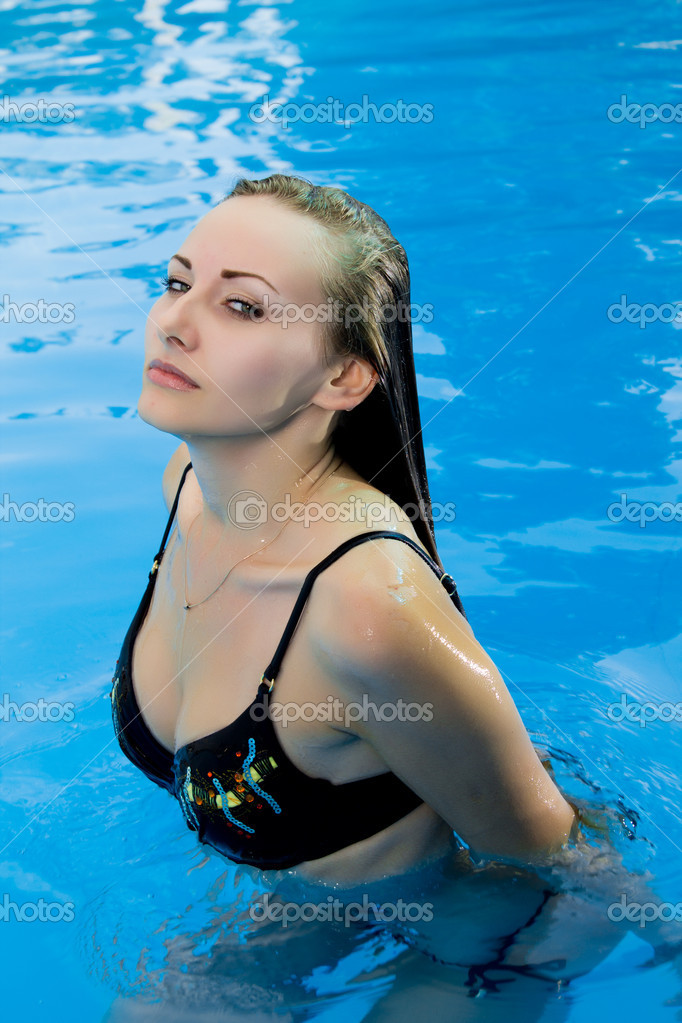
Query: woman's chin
136 390 186 434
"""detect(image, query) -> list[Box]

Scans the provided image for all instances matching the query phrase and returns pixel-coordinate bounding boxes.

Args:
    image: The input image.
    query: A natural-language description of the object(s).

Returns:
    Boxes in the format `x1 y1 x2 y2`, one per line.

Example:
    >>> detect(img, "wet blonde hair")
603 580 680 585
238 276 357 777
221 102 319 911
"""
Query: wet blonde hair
220 174 467 619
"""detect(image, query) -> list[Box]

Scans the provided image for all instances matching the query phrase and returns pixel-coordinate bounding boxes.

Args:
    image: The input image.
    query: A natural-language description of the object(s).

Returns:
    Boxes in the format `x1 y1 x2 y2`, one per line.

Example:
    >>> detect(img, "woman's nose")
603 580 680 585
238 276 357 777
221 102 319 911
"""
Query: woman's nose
153 286 207 350
152 305 198 351
157 330 187 352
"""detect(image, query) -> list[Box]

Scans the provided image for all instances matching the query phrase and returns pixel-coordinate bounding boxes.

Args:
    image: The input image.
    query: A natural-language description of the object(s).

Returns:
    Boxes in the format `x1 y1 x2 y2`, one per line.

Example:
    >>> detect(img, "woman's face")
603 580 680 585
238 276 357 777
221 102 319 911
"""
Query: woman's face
138 195 339 438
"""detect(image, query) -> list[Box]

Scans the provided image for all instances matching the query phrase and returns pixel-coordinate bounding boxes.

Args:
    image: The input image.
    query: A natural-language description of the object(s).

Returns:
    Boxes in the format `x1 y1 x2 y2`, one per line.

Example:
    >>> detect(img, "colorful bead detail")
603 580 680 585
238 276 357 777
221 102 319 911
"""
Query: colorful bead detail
243 738 282 815
212 775 255 834
179 766 201 829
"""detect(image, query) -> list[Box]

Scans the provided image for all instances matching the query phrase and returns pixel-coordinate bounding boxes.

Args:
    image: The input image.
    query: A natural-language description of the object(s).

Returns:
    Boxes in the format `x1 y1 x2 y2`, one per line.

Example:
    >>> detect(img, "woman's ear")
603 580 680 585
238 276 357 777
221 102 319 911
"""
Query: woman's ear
314 357 378 413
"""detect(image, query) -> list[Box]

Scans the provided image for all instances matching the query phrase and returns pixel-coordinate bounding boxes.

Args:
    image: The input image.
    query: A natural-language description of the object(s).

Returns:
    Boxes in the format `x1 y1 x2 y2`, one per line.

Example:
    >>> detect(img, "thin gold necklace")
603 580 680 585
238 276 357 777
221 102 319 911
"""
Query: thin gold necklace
183 453 342 611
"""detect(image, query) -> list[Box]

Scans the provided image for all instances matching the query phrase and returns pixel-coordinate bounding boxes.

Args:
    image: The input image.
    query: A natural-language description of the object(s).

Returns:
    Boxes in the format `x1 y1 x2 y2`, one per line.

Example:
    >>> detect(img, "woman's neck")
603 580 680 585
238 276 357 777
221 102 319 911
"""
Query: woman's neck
183 434 338 537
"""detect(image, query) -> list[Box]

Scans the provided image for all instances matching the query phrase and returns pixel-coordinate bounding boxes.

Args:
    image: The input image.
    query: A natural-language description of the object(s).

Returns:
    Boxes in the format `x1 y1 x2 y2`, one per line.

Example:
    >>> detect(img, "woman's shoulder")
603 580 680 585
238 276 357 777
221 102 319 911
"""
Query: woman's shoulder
160 444 203 539
330 475 424 539
307 517 462 642
161 442 192 511
311 475 441 578
302 472 472 656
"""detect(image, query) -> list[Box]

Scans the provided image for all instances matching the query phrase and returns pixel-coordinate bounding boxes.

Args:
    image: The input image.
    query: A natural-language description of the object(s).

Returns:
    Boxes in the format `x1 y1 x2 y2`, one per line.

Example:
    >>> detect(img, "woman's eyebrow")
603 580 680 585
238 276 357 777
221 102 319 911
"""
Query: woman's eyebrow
169 253 280 294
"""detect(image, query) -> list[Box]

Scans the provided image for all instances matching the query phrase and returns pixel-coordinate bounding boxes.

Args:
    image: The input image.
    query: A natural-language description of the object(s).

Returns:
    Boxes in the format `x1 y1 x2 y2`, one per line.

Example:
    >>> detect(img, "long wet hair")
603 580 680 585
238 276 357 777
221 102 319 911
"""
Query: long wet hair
221 174 467 620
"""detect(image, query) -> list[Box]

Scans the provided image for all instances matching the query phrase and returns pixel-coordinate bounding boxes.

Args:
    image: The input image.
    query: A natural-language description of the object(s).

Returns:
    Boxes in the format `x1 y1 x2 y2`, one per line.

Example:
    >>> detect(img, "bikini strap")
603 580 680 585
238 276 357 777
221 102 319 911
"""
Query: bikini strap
260 529 467 690
149 461 193 579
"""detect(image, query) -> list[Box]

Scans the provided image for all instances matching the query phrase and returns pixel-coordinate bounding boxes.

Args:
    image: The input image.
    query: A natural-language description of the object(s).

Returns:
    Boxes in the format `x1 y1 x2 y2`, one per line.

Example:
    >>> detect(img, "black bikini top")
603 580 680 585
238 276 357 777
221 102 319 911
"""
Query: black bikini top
111 462 468 871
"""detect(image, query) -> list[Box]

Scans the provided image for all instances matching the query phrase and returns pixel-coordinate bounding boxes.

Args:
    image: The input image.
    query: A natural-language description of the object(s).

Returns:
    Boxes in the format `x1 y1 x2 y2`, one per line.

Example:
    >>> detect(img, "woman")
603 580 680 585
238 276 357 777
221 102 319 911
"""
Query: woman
110 172 578 886
107 174 682 1021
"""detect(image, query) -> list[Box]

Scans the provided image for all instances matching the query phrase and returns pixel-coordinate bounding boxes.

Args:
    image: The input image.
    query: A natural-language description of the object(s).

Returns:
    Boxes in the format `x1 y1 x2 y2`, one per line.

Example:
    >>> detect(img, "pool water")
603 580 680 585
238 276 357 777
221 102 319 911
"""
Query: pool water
1 0 681 1019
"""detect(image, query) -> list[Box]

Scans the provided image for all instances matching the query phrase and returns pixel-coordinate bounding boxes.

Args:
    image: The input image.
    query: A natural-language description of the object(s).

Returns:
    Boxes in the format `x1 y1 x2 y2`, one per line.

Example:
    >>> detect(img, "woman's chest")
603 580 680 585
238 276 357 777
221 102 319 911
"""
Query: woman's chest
130 552 379 781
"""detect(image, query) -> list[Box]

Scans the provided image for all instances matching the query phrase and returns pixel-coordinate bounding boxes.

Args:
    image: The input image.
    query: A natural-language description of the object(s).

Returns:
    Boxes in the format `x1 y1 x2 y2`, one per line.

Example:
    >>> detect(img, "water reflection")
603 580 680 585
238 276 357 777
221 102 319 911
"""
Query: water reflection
81 779 682 1022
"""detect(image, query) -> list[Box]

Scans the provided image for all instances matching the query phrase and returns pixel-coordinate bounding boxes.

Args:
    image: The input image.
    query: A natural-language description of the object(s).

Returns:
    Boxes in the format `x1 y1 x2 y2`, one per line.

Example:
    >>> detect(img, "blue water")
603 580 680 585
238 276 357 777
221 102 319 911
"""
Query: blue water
1 0 681 1019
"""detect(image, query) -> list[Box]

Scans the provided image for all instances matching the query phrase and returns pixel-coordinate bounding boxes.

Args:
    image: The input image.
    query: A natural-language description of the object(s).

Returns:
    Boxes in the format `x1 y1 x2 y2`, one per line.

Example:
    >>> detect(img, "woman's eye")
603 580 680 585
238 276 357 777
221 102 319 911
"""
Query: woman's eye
226 298 265 321
160 274 187 293
158 276 264 322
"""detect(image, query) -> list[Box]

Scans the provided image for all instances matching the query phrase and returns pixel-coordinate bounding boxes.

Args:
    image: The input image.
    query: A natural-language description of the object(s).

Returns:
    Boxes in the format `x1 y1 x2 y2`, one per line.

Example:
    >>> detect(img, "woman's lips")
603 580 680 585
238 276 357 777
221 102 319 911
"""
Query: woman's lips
147 359 199 391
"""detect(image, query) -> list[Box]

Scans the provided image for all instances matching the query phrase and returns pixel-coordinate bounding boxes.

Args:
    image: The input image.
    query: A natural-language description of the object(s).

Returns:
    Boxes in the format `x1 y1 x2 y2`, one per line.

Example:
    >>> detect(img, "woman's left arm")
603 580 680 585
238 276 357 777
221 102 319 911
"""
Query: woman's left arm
309 541 577 866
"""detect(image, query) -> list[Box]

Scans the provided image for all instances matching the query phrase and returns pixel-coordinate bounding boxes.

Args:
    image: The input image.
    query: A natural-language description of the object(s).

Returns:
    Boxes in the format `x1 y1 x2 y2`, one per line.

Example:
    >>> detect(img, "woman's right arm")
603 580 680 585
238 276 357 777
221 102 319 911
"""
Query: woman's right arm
309 541 577 866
